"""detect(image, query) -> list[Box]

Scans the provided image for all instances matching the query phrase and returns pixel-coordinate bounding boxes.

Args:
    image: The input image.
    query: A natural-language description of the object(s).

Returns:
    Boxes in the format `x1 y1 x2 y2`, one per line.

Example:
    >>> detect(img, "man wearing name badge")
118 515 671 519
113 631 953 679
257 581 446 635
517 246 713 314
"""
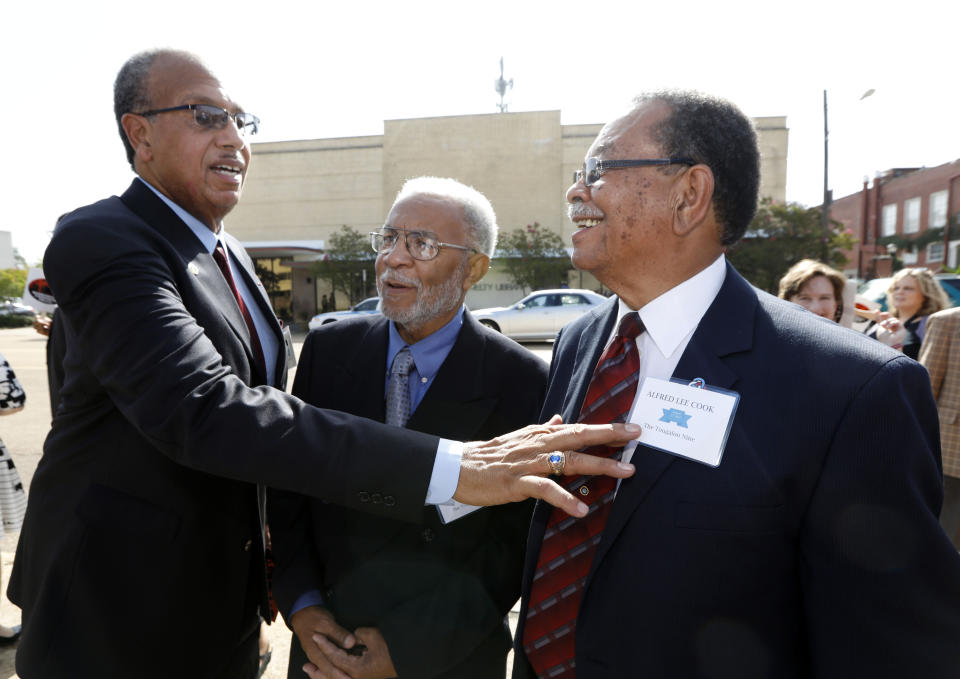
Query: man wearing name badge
7 49 636 679
513 90 960 679
270 177 548 679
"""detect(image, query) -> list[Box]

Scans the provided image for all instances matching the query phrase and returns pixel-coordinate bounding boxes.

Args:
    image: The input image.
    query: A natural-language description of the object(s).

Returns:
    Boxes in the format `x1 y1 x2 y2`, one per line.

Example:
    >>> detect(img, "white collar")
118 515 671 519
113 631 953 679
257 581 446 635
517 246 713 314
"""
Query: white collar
616 254 727 359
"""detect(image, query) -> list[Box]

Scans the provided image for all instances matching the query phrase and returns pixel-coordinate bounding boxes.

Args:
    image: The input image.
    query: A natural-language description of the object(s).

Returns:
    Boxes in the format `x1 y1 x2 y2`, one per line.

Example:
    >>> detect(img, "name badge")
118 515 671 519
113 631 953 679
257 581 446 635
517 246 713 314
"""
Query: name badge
282 326 297 371
630 376 739 467
436 501 481 525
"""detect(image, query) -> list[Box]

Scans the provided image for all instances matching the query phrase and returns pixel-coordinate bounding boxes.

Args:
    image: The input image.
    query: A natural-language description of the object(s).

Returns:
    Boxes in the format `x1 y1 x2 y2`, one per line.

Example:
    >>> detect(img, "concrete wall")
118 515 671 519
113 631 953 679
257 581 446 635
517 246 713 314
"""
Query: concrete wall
231 110 788 248
228 110 789 313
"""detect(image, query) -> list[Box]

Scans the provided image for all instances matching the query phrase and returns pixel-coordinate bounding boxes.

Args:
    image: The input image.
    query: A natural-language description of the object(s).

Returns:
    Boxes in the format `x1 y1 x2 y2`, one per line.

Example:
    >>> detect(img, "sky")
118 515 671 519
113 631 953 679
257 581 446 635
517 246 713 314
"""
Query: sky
3 0 958 264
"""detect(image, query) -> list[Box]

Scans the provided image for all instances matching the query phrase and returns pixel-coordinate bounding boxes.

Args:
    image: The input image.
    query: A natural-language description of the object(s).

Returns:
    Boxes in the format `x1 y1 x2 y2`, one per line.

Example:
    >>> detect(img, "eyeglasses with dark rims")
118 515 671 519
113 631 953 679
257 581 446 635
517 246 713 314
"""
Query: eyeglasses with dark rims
574 156 696 187
134 104 260 136
370 226 478 261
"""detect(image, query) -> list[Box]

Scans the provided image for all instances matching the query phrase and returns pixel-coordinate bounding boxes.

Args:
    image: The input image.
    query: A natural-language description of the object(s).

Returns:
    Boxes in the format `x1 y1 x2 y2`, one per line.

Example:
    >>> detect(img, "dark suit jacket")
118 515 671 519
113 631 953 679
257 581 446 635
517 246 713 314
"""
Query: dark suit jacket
9 180 442 678
270 312 548 679
513 263 960 679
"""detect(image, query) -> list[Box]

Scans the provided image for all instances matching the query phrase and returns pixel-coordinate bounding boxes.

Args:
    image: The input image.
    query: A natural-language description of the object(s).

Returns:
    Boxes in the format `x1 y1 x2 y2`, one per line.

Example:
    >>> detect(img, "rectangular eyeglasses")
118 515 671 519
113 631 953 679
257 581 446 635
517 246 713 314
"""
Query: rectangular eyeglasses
136 104 260 136
574 156 696 187
370 227 476 261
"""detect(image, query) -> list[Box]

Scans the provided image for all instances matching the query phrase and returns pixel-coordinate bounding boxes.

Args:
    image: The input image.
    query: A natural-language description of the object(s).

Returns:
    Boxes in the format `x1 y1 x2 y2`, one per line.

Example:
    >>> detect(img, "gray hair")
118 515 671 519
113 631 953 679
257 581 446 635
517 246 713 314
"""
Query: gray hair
393 176 498 257
113 49 206 170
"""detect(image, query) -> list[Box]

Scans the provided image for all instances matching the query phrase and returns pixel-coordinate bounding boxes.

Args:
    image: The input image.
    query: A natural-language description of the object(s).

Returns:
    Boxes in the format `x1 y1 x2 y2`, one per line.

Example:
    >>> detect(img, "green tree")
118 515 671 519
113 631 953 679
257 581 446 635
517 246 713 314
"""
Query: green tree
498 222 571 294
0 268 27 300
314 225 376 307
727 199 855 294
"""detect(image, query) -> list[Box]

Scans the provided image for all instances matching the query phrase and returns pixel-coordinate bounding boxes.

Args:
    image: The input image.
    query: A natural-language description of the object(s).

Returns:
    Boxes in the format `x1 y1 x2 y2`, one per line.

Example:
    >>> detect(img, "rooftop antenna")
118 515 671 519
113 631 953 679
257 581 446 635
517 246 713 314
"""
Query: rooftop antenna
494 57 513 112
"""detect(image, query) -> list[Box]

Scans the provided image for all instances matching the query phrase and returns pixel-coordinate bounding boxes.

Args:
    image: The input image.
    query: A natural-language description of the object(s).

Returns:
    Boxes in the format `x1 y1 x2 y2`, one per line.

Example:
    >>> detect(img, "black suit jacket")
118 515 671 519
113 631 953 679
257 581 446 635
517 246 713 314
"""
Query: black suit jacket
513 263 960 679
9 180 443 678
270 312 547 679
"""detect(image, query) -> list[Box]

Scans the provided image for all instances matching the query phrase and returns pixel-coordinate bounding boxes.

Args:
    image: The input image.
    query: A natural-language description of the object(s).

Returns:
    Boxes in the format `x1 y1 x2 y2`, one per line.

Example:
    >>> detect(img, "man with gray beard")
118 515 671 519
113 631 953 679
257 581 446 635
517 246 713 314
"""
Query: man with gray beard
269 176 548 679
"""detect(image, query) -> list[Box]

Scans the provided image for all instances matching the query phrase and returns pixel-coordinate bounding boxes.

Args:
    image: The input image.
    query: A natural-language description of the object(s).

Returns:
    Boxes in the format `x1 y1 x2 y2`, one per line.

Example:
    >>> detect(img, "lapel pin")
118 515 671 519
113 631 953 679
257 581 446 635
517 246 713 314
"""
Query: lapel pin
188 262 200 276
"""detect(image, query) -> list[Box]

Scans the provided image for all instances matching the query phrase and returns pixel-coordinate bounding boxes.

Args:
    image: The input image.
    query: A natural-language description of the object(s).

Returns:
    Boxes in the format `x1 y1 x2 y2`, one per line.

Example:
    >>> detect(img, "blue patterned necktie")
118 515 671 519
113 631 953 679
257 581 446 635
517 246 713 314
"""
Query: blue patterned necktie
386 347 415 427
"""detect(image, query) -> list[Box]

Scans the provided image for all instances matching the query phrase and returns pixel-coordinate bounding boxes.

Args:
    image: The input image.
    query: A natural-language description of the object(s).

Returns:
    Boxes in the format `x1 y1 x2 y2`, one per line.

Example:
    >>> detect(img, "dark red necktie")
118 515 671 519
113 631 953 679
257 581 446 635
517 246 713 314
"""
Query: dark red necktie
523 312 644 678
213 241 267 377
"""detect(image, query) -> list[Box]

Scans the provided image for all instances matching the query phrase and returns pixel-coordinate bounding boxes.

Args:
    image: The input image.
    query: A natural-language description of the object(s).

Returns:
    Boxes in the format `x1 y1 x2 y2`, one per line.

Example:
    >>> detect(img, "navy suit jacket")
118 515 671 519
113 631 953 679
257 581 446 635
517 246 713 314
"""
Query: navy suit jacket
513 263 960 679
271 312 548 678
10 180 442 678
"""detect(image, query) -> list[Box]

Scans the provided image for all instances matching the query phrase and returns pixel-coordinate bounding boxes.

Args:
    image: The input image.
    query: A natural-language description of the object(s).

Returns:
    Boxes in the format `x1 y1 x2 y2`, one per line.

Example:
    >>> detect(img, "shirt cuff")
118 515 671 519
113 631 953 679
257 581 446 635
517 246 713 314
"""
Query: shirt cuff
289 589 326 620
424 439 462 505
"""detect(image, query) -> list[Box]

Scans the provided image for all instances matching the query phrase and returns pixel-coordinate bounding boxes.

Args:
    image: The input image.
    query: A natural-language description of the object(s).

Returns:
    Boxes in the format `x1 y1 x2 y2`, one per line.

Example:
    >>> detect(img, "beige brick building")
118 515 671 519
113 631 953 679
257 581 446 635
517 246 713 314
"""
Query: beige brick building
228 110 788 323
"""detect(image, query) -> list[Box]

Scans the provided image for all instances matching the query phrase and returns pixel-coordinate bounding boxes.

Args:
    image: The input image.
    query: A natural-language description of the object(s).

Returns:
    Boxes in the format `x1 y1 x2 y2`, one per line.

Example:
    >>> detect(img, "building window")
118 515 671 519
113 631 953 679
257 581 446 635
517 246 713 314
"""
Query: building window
881 203 898 236
903 197 921 234
927 241 945 263
902 246 919 265
930 190 948 228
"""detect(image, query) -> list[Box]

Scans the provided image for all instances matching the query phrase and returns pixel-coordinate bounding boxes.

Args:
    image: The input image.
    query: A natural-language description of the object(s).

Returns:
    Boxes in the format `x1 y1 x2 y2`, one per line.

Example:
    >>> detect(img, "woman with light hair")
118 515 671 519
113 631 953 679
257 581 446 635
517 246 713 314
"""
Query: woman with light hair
778 259 847 323
868 268 951 359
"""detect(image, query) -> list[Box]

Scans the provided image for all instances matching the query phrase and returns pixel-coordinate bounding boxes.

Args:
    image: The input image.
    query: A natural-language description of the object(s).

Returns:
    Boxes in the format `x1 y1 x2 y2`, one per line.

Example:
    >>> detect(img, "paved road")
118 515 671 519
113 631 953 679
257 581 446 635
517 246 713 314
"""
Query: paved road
0 326 551 678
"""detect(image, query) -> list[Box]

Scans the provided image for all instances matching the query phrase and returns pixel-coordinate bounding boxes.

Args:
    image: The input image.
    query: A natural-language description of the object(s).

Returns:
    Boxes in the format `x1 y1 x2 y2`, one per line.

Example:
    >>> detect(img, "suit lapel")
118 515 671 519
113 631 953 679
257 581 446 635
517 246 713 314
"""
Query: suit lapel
119 181 261 378
406 313 497 439
562 299 619 422
224 233 286 385
588 263 758 583
335 317 391 422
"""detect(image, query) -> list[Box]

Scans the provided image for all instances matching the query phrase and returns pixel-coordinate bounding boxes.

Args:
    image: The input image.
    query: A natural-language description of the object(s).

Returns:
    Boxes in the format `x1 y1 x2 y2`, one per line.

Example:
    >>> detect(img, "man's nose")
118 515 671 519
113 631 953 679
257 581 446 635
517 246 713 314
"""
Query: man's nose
567 178 590 204
216 118 246 149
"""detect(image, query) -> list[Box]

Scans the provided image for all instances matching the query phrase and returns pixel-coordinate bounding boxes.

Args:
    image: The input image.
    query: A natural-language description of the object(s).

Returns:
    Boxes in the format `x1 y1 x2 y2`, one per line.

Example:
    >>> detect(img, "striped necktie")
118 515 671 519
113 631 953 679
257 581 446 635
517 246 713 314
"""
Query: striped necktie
523 312 645 678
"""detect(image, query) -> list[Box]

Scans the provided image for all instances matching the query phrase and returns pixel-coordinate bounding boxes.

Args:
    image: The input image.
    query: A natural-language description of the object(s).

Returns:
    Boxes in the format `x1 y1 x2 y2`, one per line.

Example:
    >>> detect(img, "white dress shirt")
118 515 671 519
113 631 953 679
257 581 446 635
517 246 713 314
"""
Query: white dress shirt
607 254 728 466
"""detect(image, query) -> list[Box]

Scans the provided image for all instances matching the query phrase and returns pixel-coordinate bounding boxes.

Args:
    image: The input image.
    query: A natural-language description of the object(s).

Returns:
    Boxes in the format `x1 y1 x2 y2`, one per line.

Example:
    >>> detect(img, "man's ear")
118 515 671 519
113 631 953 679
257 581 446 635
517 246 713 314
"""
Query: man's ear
463 253 491 291
673 164 715 237
121 113 153 165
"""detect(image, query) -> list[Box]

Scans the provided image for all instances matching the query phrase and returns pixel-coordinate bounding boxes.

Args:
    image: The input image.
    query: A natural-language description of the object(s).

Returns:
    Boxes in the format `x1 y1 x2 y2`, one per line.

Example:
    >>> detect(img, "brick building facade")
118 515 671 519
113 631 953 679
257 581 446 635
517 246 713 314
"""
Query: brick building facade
830 159 960 279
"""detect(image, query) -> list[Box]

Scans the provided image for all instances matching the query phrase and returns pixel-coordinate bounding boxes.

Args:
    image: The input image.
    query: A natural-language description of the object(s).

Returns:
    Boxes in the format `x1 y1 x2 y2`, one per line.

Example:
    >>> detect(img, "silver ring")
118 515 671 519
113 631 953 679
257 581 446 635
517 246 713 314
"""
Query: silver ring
547 452 565 476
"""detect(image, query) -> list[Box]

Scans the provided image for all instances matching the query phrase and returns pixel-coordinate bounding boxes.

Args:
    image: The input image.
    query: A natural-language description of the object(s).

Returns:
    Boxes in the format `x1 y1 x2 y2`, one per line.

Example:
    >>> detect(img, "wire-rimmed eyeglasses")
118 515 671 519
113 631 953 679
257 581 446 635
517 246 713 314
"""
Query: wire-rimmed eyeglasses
574 156 696 187
370 227 477 261
135 104 260 136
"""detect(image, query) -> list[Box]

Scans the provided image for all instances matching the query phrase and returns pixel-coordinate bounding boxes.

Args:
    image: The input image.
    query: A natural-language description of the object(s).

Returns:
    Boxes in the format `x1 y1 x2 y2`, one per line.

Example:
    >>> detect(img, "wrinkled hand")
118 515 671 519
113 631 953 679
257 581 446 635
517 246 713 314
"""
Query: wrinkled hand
304 627 397 679
291 606 357 679
455 415 639 517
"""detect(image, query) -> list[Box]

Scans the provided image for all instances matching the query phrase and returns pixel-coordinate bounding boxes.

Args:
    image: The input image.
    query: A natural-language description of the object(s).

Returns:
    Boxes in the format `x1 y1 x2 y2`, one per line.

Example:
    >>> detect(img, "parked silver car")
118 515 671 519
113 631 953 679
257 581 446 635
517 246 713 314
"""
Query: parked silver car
472 289 607 341
308 296 380 331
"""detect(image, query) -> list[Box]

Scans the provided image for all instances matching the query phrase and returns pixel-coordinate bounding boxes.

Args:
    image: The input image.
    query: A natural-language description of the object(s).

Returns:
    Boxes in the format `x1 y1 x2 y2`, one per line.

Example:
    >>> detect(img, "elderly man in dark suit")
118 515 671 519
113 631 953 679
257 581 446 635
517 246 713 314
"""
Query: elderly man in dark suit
513 91 960 679
271 177 548 679
7 49 635 679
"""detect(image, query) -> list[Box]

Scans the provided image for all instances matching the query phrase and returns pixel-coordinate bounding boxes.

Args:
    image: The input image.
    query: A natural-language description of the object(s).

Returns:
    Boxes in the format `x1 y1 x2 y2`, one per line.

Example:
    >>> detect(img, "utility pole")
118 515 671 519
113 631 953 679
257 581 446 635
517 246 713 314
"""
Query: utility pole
821 89 831 261
494 57 513 113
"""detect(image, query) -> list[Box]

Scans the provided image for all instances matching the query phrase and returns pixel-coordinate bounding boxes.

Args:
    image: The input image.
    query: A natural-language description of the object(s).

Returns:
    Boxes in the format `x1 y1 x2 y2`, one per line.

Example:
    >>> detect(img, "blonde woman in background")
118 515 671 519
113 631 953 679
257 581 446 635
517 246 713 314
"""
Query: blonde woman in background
868 268 951 360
